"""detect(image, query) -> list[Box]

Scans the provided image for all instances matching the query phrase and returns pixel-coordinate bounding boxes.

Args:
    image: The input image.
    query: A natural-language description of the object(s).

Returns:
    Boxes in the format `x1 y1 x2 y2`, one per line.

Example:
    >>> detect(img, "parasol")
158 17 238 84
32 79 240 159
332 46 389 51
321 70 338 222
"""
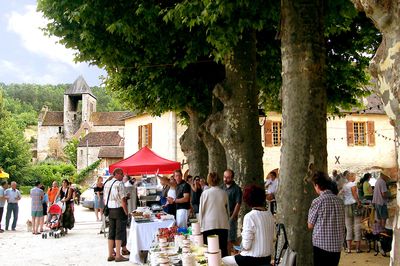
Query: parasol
0 169 9 178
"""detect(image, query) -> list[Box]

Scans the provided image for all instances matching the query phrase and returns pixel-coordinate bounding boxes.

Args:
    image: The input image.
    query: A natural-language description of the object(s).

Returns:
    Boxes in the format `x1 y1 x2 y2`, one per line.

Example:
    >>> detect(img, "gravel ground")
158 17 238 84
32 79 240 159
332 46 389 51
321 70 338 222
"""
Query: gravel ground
0 196 390 265
0 196 133 266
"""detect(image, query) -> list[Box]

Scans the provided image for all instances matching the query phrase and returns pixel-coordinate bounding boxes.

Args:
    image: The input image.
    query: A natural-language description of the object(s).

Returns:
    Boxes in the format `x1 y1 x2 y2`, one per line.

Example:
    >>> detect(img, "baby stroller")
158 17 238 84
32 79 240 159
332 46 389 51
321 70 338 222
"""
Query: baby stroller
42 203 64 239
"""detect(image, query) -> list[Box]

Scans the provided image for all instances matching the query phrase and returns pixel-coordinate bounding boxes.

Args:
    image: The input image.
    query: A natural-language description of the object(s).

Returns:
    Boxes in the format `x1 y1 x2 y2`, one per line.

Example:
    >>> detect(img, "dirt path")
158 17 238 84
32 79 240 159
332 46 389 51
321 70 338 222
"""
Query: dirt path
0 197 133 266
0 197 391 265
339 249 390 266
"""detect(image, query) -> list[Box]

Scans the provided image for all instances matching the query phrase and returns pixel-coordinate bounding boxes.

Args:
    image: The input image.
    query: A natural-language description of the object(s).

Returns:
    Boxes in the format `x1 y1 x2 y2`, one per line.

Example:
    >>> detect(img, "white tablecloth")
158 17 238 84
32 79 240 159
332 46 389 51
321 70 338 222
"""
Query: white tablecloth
128 219 175 264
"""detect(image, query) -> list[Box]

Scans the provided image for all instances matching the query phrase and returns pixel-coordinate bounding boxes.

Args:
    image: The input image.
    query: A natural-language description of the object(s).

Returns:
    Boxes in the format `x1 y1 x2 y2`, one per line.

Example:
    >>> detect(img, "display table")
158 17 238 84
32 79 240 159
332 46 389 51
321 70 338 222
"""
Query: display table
128 219 175 264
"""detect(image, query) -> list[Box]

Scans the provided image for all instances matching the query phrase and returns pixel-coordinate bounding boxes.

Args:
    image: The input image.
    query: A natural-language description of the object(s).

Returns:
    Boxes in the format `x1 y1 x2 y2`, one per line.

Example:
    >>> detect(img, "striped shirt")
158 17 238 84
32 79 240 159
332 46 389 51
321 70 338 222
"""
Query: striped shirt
308 190 345 252
240 209 275 257
103 178 126 208
30 187 44 212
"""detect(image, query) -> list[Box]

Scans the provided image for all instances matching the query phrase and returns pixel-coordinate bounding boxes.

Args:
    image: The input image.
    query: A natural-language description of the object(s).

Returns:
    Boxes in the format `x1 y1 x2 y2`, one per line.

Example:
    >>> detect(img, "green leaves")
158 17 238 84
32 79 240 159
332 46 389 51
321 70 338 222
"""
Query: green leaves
63 138 79 168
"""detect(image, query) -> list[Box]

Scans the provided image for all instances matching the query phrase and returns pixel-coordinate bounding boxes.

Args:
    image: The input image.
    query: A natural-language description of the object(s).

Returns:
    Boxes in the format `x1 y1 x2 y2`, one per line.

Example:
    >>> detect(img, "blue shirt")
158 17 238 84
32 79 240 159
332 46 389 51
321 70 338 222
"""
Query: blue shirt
0 187 6 207
5 188 21 203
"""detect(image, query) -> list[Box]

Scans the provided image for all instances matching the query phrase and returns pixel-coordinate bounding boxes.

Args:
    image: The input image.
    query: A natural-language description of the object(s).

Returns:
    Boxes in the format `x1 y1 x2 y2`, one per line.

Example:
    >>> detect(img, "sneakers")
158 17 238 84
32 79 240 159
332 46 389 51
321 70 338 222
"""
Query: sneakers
107 256 115 262
0 229 4 233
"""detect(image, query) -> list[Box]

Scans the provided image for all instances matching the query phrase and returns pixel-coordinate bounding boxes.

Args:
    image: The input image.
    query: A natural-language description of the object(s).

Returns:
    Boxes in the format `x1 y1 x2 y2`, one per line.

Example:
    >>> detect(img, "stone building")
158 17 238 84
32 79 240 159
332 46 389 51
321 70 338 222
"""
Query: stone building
121 94 397 179
37 76 126 171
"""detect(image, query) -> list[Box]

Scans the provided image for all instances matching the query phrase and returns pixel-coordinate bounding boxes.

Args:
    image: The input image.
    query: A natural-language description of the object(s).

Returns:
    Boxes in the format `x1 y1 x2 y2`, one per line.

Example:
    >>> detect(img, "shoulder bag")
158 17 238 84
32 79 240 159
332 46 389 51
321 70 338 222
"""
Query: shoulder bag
274 223 297 266
103 180 117 217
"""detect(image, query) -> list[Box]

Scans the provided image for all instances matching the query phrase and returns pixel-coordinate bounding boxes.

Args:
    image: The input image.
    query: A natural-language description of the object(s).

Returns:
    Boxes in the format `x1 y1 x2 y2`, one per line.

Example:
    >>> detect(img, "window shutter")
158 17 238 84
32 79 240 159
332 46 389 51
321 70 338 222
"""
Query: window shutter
264 120 273 147
138 125 143 149
346 121 354 146
147 123 152 149
367 121 375 146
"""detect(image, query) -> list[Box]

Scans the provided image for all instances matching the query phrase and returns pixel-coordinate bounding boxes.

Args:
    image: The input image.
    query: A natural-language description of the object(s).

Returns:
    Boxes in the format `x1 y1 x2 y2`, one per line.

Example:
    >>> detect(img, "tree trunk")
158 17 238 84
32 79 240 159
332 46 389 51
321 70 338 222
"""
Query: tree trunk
205 29 264 190
198 123 227 180
179 109 209 178
279 0 326 265
351 1 400 264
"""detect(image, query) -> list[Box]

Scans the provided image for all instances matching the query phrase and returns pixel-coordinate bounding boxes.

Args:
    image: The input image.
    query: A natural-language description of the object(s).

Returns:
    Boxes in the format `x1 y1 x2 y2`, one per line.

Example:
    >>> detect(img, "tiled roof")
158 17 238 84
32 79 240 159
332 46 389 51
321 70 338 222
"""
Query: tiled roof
65 76 96 98
90 112 127 126
344 94 385 115
78 131 122 147
98 146 124 158
42 112 63 126
119 111 141 120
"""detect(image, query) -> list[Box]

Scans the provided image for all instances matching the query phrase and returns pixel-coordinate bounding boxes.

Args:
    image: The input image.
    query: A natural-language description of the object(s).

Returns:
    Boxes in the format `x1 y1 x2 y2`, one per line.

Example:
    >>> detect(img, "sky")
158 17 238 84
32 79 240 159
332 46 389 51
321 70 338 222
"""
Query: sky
0 0 105 86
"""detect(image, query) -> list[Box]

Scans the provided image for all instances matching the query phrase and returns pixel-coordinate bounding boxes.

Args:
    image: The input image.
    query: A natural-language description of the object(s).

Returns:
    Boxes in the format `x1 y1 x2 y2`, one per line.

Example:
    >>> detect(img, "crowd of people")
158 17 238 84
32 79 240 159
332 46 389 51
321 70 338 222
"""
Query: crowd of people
308 169 393 266
0 179 77 235
0 165 393 265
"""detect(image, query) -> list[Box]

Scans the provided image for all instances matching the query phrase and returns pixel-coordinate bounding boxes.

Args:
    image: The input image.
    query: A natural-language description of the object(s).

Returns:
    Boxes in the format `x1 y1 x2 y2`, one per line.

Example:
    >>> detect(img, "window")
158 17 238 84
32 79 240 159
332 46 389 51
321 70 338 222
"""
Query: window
353 122 366 145
264 120 282 147
346 120 375 146
272 122 282 146
138 123 152 149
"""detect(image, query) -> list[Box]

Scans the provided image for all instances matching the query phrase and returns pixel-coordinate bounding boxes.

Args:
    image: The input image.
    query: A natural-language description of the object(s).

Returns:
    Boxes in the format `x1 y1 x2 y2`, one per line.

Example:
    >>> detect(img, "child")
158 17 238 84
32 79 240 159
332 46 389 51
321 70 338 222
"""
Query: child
49 214 59 229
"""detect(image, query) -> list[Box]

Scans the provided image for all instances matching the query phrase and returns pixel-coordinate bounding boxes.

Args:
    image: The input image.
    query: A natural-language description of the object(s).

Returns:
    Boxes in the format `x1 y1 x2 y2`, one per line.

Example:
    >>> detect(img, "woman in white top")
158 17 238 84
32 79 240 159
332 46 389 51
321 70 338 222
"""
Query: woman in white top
164 176 177 217
342 172 362 253
199 172 230 257
222 185 275 266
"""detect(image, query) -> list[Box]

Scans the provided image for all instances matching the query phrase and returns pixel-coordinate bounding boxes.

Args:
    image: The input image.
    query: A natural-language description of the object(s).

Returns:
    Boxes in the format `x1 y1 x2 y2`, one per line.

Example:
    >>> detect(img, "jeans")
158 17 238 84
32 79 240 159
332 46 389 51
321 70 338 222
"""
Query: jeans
6 203 18 230
0 207 4 229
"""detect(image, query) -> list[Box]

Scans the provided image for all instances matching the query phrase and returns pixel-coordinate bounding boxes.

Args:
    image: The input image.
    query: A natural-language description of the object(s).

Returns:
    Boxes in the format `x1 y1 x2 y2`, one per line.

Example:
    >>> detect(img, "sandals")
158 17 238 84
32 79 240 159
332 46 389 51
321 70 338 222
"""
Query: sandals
115 257 129 262
122 250 130 255
107 256 115 262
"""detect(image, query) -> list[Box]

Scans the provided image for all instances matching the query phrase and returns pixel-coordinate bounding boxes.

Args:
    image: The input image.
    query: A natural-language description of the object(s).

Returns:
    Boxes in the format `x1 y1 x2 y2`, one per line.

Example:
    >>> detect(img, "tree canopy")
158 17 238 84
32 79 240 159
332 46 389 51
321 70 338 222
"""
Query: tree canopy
38 1 379 117
0 90 32 184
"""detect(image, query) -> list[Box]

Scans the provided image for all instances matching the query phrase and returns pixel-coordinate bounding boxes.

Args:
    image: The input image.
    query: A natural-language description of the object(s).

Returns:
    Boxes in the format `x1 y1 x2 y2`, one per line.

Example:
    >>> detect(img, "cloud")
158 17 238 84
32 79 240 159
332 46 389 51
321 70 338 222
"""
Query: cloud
0 59 58 84
6 4 82 68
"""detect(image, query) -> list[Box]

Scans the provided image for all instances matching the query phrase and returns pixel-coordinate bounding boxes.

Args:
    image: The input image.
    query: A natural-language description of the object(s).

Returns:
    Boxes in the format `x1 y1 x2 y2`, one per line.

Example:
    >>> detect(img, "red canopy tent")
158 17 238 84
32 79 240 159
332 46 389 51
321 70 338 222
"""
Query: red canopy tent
108 146 181 176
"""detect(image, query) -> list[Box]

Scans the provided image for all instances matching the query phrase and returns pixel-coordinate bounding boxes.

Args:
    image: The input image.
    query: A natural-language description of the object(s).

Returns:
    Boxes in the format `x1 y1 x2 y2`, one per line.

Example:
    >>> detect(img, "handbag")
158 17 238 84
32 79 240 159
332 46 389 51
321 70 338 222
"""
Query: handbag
104 180 117 217
352 203 362 217
281 247 297 266
274 223 297 266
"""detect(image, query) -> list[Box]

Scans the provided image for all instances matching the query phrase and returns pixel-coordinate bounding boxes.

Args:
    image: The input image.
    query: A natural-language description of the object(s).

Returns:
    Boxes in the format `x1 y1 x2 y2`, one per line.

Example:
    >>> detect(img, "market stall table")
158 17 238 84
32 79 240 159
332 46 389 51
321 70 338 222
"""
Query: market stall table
128 218 175 264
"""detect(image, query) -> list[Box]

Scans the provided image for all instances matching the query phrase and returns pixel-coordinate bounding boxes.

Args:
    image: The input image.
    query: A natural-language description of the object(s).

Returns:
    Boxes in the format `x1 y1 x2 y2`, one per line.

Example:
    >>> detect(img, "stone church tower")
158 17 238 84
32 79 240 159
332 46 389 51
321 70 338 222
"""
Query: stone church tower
37 76 126 165
63 76 97 139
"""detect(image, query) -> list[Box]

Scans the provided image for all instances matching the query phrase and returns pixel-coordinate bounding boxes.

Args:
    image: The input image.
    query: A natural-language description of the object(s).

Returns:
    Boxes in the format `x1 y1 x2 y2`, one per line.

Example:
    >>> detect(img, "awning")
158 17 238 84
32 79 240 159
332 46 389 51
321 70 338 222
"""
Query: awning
109 146 180 176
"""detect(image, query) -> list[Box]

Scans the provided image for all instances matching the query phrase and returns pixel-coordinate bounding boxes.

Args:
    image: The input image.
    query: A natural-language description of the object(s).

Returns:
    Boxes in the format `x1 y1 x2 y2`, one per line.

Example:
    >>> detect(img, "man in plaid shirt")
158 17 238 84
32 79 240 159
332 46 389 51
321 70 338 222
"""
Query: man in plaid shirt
308 171 345 266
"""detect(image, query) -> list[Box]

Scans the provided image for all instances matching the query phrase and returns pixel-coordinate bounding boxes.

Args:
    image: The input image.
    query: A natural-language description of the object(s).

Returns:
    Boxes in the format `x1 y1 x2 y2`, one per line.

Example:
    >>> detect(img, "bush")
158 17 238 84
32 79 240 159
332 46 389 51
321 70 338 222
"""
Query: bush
75 159 101 184
24 161 77 187
19 185 32 195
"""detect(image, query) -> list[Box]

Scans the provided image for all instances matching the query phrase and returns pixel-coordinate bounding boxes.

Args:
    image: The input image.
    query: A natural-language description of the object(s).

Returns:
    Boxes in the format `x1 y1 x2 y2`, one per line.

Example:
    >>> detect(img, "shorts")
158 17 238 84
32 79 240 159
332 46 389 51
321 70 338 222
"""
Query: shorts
228 219 238 242
375 204 388 220
31 210 43 217
108 208 127 241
